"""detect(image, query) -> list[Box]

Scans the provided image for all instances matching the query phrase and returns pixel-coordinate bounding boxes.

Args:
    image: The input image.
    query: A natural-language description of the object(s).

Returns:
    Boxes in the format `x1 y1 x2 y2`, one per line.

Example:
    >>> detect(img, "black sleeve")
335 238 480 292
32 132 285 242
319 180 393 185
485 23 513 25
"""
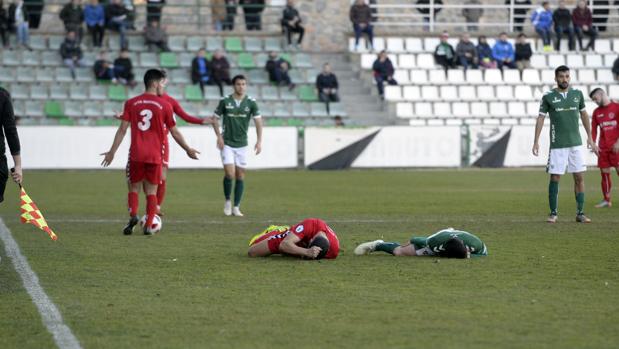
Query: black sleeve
1 89 20 156
333 75 338 89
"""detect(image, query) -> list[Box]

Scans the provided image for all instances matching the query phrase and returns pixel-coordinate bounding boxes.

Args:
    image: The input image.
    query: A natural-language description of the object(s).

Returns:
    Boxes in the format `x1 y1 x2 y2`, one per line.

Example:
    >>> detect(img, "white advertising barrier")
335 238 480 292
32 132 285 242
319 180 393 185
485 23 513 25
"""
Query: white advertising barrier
503 125 598 167
304 126 461 168
15 126 297 169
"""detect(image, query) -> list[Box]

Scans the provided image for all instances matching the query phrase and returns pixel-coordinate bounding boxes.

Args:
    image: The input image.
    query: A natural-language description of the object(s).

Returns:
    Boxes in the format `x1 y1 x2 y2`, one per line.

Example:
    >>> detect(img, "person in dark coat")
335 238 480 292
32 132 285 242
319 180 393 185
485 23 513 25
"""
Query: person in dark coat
23 0 42 29
0 0 8 47
572 0 597 51
281 0 304 49
553 0 575 51
592 0 609 32
113 49 136 87
146 0 165 23
0 86 23 202
265 51 294 89
59 0 84 43
239 0 264 30
210 49 232 97
506 0 531 32
416 0 443 31
315 63 339 115
350 0 373 50
372 50 397 99
60 31 84 79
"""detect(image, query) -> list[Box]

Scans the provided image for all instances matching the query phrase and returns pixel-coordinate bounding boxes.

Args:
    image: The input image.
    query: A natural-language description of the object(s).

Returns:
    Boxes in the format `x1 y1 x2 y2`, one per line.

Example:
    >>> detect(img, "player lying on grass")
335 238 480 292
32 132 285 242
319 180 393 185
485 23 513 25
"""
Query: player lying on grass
101 69 200 235
248 218 340 259
354 228 487 259
590 87 619 208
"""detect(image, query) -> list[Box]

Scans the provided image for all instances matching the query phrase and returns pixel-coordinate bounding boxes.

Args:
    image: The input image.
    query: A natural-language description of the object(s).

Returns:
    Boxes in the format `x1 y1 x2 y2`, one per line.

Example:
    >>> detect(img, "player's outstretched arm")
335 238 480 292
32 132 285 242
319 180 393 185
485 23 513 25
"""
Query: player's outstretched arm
169 126 200 159
254 117 263 155
100 120 130 167
279 234 322 259
581 110 599 155
532 116 545 156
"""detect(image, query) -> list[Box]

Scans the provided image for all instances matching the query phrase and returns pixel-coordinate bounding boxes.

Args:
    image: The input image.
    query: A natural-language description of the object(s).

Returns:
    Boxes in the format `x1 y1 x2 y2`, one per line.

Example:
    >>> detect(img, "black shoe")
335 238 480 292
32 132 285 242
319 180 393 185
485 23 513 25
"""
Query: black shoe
123 216 139 235
143 226 154 236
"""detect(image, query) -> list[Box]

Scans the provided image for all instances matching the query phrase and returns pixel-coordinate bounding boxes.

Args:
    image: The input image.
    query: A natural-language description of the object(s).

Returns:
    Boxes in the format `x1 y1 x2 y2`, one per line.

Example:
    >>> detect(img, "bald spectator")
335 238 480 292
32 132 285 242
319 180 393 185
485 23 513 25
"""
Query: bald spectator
210 49 232 97
316 63 339 115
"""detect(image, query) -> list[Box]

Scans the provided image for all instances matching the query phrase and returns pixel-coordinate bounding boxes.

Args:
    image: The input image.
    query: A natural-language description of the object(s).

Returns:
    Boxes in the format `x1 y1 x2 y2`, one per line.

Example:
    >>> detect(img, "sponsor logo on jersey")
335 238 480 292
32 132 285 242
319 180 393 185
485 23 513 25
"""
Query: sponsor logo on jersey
552 97 561 103
573 97 579 103
610 113 616 119
244 107 250 112
295 225 304 233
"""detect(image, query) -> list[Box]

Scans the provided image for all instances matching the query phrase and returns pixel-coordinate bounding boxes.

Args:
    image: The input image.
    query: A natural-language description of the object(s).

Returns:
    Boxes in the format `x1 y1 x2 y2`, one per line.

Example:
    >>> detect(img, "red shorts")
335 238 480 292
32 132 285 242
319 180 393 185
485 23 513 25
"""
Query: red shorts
598 150 619 169
250 230 289 254
126 161 162 184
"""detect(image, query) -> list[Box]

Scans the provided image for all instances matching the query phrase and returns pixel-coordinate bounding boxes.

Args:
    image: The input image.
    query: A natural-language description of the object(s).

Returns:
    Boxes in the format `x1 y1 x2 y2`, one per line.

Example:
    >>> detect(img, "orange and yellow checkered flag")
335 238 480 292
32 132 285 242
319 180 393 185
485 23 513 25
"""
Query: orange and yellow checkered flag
19 187 57 241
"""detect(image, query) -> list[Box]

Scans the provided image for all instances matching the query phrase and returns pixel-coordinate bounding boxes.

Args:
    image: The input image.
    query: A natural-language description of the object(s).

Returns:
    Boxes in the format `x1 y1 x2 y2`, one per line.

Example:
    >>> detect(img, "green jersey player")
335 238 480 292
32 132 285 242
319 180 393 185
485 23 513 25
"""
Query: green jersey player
211 75 263 217
532 65 598 223
354 228 487 259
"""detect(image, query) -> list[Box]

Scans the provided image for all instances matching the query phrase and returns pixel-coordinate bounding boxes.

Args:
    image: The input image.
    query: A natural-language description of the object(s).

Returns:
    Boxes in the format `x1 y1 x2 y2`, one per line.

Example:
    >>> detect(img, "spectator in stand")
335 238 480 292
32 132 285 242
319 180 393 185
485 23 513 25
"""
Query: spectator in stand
506 0 531 32
572 0 597 51
315 63 339 115
191 48 211 96
416 0 443 31
144 20 170 52
531 1 553 52
210 49 232 97
282 0 304 50
240 0 264 31
23 0 42 29
60 0 84 43
9 0 30 50
60 31 84 79
93 50 116 82
350 0 374 51
492 32 516 70
477 35 496 69
223 0 236 31
84 0 105 47
553 0 575 51
514 33 532 71
592 0 609 32
334 115 345 127
372 50 397 100
0 0 8 48
266 51 295 90
113 48 136 87
456 33 478 70
462 0 483 32
434 32 456 70
211 0 226 31
106 0 128 49
146 0 164 24
613 56 619 81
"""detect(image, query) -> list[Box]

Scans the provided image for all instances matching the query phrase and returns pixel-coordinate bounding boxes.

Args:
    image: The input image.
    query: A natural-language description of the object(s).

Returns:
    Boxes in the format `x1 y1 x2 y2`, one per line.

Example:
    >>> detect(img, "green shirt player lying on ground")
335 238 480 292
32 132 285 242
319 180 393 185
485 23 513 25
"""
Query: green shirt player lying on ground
354 228 488 259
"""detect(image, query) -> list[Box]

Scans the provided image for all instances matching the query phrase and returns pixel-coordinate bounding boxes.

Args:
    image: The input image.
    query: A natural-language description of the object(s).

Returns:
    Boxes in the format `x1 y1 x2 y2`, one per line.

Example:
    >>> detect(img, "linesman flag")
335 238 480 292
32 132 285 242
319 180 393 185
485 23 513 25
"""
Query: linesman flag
19 187 58 241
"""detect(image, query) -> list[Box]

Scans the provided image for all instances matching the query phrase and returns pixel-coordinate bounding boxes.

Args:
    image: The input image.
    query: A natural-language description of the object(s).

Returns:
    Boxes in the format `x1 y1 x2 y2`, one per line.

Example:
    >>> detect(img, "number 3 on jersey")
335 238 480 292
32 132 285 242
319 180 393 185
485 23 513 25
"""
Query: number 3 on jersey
138 109 153 131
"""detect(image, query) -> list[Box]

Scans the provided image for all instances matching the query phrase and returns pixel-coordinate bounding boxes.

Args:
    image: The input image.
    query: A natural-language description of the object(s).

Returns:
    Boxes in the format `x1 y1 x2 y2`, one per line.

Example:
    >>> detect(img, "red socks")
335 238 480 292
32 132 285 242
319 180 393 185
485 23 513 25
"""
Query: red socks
145 194 157 229
128 192 138 217
601 172 612 202
157 179 166 207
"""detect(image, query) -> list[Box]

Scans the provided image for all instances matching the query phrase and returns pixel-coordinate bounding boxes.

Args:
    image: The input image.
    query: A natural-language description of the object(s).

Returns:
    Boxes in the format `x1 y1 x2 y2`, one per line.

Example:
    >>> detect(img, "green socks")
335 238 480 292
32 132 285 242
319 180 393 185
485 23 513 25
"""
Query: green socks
234 179 244 207
223 177 232 200
576 192 585 215
549 180 559 215
375 242 400 255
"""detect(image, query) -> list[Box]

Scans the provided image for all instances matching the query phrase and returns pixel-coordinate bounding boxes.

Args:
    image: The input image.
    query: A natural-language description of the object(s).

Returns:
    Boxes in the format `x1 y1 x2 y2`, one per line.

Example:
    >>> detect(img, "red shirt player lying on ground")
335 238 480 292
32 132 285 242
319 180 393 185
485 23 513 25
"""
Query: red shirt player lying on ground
101 69 200 235
248 218 340 259
590 87 619 208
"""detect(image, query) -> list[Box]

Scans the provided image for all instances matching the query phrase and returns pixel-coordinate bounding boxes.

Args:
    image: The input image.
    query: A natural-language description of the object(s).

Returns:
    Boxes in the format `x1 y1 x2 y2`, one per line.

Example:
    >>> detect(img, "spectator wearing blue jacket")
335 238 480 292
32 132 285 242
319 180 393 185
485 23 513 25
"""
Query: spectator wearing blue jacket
492 32 516 70
531 1 553 51
477 35 496 69
84 0 105 47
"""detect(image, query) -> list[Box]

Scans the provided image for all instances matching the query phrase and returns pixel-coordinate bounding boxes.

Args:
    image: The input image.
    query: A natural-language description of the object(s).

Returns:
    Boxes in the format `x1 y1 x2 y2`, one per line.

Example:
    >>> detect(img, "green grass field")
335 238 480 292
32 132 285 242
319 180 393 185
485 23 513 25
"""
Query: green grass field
1 169 618 349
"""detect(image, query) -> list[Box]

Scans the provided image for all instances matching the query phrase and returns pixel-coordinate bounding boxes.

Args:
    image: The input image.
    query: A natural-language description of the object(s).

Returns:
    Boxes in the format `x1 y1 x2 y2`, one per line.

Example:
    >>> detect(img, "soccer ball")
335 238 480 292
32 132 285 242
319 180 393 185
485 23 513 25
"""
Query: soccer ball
139 214 162 234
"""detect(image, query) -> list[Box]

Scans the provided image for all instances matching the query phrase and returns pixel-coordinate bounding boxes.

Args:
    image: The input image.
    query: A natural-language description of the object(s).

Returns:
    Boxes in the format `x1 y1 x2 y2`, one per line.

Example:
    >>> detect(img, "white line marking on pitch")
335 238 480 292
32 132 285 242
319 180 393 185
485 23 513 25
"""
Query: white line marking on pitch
0 218 82 349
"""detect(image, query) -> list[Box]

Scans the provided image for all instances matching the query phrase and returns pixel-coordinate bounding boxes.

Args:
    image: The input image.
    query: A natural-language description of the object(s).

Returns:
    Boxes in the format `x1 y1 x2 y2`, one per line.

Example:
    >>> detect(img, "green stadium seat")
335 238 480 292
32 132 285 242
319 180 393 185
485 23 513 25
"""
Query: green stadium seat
58 118 75 126
225 37 243 52
44 101 65 118
185 85 203 101
279 53 292 64
187 36 205 52
22 51 40 66
206 37 223 51
108 85 127 101
140 52 159 67
175 118 188 126
287 119 304 127
95 118 120 126
89 85 108 100
84 102 103 118
237 53 255 69
30 84 48 99
245 37 262 52
266 118 285 126
160 52 179 68
264 37 281 51
168 36 186 51
299 85 318 102
25 100 44 118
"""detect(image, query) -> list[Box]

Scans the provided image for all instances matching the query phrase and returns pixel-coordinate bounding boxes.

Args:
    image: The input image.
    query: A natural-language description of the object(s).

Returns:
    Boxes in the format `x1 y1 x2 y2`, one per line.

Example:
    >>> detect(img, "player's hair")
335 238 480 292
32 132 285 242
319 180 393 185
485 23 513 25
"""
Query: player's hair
542 1 549 6
517 33 527 39
437 237 468 259
143 69 166 89
555 65 570 77
309 235 330 260
232 75 246 85
589 87 605 99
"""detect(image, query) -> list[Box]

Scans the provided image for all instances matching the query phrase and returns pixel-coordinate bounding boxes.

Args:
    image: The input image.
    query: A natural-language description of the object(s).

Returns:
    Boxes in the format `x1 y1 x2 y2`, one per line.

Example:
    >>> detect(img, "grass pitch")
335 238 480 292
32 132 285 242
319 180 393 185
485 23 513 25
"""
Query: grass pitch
0 169 618 349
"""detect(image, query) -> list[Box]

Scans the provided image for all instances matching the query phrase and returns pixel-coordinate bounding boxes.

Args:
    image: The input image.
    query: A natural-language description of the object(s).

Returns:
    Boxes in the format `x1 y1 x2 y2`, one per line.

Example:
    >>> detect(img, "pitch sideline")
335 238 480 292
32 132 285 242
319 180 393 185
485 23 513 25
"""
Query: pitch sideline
0 218 82 349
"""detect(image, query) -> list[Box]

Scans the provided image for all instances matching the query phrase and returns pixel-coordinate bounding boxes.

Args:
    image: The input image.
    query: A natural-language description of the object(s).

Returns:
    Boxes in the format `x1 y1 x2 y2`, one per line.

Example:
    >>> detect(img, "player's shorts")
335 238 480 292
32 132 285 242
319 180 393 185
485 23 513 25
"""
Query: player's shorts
0 155 8 203
221 145 248 168
249 229 290 254
126 160 162 185
546 146 586 175
597 149 619 169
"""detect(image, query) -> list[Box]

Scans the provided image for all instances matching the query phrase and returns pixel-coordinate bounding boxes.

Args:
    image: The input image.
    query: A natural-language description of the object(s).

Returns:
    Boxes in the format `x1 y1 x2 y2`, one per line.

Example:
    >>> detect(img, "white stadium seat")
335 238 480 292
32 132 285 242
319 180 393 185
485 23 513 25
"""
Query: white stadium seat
465 118 482 125
566 54 584 68
433 102 452 118
604 54 616 67
496 85 514 99
470 102 489 117
609 85 619 99
452 102 470 117
484 69 503 84
532 86 544 99
522 69 541 84
458 86 477 101
396 102 414 118
503 69 521 84
349 37 369 52
373 38 386 51
399 54 416 68
585 101 597 113
502 118 519 125
446 119 463 126
548 54 566 67
489 102 508 117
360 53 375 69
508 102 527 117
613 39 619 53
520 118 538 125
514 85 534 101
405 38 424 52
440 86 459 101
409 119 427 126
387 38 406 52
572 85 588 95
384 86 402 101
540 69 555 84
421 85 440 100
415 102 433 117
416 54 435 68
429 69 447 84
477 86 496 101
526 101 540 116
423 38 440 51
403 85 421 100
388 54 399 67
465 69 483 83
577 69 596 84
427 119 444 126
585 54 604 68
530 55 547 68
393 70 410 84
409 69 428 84
597 69 614 84
596 39 611 53
447 69 465 84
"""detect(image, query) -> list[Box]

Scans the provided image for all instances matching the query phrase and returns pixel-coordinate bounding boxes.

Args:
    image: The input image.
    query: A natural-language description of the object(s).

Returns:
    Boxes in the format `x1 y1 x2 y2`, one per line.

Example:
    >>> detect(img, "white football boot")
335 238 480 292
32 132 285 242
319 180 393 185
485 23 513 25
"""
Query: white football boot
223 200 232 216
354 240 384 255
232 206 244 217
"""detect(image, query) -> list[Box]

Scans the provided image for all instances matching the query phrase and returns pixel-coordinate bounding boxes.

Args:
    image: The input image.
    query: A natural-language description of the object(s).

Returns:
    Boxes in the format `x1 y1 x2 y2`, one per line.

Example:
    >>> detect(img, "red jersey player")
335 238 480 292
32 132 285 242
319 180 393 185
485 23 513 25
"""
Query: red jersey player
101 69 200 235
590 87 619 208
247 218 340 259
